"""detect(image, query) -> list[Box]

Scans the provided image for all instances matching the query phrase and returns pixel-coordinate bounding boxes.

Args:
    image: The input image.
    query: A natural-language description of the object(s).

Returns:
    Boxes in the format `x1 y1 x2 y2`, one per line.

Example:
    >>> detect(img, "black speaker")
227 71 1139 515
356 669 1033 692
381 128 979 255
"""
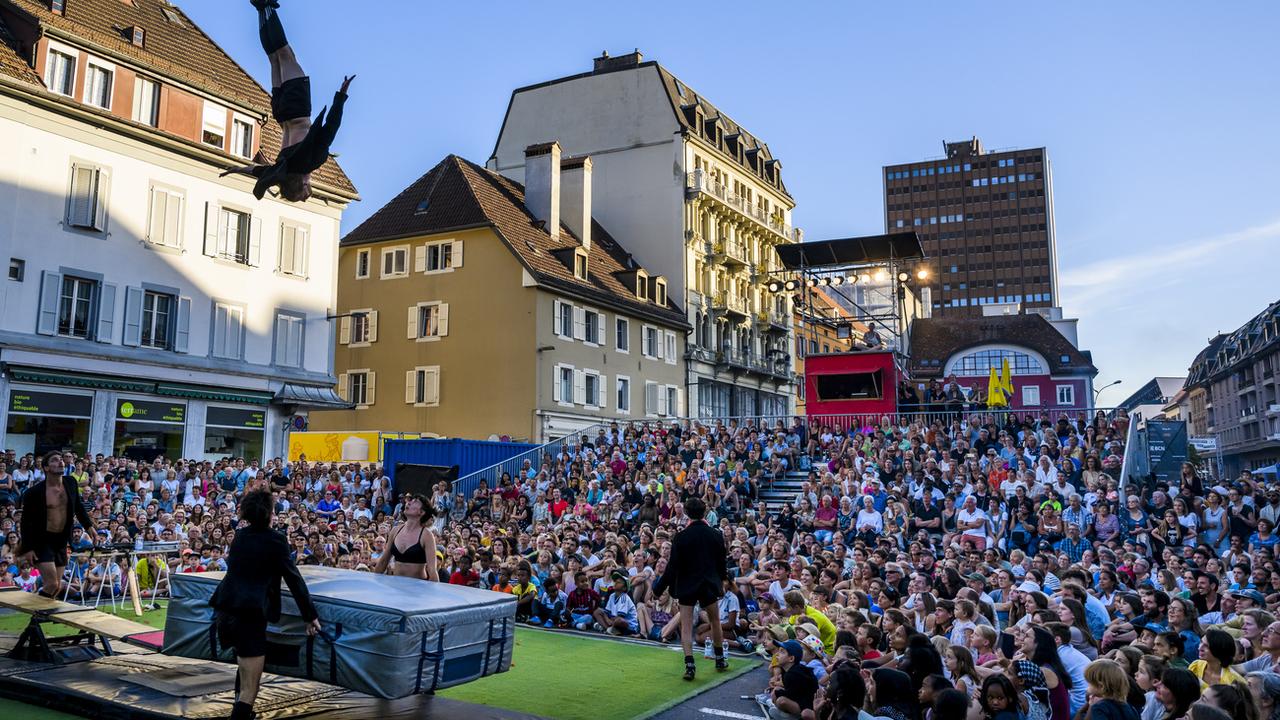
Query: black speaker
394 463 459 500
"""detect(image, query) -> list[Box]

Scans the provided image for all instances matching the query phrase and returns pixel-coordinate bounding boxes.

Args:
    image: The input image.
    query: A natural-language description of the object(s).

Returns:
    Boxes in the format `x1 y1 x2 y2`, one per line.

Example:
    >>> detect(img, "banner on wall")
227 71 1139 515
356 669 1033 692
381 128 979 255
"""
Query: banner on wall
287 431 385 463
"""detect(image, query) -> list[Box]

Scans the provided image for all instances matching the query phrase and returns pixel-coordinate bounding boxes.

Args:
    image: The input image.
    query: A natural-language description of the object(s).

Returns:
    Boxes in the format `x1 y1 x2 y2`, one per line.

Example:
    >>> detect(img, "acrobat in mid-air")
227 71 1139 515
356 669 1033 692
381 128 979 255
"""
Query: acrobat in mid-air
222 0 354 202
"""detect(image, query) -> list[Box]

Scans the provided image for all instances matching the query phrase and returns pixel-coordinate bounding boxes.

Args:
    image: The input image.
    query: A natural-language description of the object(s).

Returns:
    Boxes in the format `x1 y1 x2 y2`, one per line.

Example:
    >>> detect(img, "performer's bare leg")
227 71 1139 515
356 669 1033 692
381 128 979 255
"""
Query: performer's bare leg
35 560 62 597
254 1 310 147
238 655 265 704
678 604 696 660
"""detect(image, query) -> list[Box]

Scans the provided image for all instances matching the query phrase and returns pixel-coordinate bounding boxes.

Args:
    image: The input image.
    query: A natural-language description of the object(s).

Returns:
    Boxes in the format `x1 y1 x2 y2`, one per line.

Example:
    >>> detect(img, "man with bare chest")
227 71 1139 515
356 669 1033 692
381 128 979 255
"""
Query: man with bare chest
17 453 97 598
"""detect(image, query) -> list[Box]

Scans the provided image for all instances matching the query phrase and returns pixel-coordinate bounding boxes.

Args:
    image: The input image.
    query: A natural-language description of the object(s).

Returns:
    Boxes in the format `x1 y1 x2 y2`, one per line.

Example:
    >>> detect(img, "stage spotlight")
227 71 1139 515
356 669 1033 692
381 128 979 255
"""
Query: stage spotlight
916 269 929 280
819 277 831 286
836 323 852 339
805 278 818 288
874 269 887 282
897 272 909 282
767 281 783 293
829 276 845 287
859 273 871 284
784 280 799 291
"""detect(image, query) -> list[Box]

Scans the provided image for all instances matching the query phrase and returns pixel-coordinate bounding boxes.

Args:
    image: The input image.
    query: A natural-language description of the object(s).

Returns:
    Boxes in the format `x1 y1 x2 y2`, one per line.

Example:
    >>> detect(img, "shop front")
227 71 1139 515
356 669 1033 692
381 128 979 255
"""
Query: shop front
203 405 266 461
113 398 186 462
5 387 93 457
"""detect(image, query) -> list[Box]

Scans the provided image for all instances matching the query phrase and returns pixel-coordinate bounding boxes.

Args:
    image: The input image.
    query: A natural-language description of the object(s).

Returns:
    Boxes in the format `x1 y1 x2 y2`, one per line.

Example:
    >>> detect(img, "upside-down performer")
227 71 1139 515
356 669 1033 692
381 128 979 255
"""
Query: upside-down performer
210 488 320 720
221 0 354 202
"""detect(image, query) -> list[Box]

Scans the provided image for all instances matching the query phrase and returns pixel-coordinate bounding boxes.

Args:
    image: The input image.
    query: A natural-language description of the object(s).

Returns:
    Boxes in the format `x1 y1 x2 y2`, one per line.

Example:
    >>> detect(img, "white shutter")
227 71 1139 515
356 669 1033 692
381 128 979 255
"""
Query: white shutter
553 365 562 403
204 202 219 256
553 300 563 336
405 370 418 404
573 369 585 405
451 240 463 268
645 382 658 415
573 306 585 340
424 368 440 405
407 305 419 339
279 225 295 273
365 371 376 405
37 271 62 336
414 245 427 273
655 328 664 360
339 315 351 344
658 384 669 416
274 315 288 364
597 313 607 346
93 168 109 231
68 165 94 227
174 296 191 353
337 373 349 401
367 310 378 342
298 227 310 277
598 374 607 409
164 191 182 248
437 304 449 337
248 216 262 266
147 187 164 244
122 286 143 346
96 282 116 343
676 387 685 416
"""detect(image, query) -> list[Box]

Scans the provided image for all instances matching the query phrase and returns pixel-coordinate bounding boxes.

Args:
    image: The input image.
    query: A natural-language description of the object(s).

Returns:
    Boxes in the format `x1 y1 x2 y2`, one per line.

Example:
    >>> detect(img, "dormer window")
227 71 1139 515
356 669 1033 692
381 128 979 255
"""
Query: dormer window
573 250 588 281
50 0 64 13
655 278 667 307
636 271 648 300
130 26 145 47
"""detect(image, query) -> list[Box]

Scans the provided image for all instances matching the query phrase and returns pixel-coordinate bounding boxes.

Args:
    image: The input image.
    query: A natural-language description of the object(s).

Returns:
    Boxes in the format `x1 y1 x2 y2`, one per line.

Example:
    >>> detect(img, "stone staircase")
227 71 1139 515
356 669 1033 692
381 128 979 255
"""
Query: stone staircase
757 469 810 514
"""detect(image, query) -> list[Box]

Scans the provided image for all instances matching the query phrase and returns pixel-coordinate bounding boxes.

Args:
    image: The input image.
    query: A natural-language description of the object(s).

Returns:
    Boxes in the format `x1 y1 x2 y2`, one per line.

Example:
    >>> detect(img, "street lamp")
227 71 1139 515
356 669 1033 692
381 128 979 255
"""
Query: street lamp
1093 379 1122 405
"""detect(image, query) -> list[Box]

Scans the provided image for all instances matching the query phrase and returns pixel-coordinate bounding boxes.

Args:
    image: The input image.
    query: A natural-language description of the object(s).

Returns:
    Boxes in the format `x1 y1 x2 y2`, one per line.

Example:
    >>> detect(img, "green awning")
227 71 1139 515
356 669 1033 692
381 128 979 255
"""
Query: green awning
155 383 273 405
7 367 152 393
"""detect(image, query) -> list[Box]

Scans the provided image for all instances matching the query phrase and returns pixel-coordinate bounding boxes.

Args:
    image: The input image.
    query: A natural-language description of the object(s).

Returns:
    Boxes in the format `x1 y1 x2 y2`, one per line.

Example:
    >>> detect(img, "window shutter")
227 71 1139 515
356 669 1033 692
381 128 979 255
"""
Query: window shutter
212 304 228 356
553 365 562 403
406 306 419 339
274 314 288 364
248 216 262 266
553 301 562 335
573 306 585 341
337 373 349 401
202 199 217 256
365 371 376 405
174 296 191 353
424 369 440 405
164 192 182 248
451 240 463 268
298 227 310 277
367 310 378 342
573 369 585 405
147 187 164 243
598 313 607 346
230 307 244 359
413 245 427 273
36 271 62 335
122 286 143 346
93 168 109 231
437 304 449 337
598 374 607 409
95 282 116 343
658 384 669 416
655 329 664 360
68 165 93 227
405 369 418 404
676 387 685 416
339 315 351 344
645 382 657 415
279 225 295 273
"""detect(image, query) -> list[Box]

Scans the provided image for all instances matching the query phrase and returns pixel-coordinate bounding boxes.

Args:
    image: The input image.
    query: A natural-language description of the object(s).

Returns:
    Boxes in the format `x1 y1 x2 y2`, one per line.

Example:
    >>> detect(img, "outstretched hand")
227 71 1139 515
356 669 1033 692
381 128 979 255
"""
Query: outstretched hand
340 75 356 94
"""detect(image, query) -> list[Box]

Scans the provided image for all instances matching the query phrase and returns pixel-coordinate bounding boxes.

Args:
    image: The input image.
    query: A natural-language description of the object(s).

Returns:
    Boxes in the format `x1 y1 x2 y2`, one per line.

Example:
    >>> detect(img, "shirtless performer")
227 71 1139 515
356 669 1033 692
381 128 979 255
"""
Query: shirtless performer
221 0 354 203
17 453 98 598
372 494 440 582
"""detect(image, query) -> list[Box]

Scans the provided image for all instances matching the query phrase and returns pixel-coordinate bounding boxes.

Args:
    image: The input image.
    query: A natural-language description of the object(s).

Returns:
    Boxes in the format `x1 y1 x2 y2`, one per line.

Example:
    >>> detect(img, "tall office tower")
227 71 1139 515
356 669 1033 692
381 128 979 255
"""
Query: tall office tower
884 137 1058 316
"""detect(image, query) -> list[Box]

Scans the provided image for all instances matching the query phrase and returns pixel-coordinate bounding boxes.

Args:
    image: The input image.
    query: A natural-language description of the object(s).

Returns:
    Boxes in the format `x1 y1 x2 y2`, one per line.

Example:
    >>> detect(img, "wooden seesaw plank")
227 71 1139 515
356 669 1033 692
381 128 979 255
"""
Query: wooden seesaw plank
0 588 84 616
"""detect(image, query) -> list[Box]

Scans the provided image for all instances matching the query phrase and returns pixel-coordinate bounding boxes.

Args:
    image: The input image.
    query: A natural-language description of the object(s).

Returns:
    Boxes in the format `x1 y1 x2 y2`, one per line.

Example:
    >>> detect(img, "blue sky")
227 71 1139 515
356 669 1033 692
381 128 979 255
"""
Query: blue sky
186 1 1279 403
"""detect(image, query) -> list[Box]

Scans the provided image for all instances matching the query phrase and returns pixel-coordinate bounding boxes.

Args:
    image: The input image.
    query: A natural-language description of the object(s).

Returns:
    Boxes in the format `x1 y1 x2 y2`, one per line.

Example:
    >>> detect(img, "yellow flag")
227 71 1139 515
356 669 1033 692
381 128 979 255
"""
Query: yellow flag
987 366 1004 408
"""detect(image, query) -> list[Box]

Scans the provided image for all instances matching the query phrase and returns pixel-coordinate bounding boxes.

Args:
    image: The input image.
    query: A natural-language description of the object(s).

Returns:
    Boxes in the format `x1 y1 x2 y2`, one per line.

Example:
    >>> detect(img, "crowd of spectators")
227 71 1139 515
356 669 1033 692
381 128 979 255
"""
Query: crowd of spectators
3 409 1280 720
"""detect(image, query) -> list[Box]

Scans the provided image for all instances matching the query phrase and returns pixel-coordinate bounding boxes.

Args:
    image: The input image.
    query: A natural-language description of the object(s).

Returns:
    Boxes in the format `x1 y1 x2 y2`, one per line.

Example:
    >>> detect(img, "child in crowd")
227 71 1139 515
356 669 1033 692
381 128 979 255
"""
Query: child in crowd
1082 659 1140 720
510 563 538 622
532 576 567 628
567 570 600 631
593 571 638 636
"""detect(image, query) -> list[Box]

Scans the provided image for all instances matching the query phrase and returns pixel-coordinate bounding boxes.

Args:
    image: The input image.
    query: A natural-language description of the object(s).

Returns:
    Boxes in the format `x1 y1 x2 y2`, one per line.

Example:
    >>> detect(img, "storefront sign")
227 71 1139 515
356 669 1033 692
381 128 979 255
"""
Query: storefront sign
206 406 266 429
9 389 93 418
116 399 185 424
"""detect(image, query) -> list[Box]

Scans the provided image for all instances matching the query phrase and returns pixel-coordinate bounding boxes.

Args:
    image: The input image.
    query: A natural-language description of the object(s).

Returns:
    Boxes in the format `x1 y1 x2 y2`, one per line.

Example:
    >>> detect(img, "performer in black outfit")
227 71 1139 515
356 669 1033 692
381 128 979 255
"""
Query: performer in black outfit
16 453 98 598
210 488 320 720
652 496 729 680
222 0 354 202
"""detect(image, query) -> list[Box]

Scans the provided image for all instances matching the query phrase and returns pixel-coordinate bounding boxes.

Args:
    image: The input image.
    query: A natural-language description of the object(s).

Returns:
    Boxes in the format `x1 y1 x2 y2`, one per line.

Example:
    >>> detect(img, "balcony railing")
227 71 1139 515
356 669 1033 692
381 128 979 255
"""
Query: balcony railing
687 169 801 242
713 240 750 267
712 292 751 317
718 348 794 381
756 308 789 331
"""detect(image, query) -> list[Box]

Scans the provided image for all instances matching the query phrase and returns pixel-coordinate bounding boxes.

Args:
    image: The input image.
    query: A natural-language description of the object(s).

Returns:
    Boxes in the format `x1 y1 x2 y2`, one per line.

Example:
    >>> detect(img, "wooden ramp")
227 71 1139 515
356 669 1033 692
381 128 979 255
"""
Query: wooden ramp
0 588 164 656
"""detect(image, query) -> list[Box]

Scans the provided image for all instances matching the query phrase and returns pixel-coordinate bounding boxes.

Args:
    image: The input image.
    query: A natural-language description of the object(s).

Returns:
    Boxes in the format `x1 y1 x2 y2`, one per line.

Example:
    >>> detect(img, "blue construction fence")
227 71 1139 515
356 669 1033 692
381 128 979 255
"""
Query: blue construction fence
381 438 536 488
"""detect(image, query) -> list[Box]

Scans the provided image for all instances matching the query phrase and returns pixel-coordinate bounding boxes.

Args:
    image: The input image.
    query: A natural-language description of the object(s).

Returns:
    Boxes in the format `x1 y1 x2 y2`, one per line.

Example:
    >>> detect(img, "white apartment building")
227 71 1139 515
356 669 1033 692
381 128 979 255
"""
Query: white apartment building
0 0 356 462
490 51 799 419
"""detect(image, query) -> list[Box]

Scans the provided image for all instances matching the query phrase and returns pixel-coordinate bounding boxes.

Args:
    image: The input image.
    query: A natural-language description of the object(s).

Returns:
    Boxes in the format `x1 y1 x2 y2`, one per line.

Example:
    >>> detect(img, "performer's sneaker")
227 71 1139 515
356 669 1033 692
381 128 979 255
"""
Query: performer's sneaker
683 663 696 681
715 656 729 672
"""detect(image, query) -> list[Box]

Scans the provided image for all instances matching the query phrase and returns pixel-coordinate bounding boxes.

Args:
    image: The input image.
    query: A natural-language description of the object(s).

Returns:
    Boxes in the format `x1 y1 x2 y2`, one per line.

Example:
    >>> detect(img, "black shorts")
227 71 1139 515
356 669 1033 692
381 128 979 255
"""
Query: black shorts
216 612 268 659
271 76 312 123
30 531 69 566
678 585 723 610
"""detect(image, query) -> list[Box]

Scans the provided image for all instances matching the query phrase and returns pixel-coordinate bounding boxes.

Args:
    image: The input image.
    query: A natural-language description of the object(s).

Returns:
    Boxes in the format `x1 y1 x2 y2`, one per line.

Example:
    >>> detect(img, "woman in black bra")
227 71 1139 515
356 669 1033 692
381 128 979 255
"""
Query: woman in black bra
372 493 439 581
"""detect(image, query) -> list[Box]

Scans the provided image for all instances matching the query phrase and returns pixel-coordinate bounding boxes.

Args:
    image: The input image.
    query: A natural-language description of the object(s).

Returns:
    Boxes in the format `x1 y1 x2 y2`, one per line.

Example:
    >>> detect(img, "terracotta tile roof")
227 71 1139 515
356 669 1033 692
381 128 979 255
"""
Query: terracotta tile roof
908 314 1097 378
0 0 354 195
343 154 689 329
0 14 38 83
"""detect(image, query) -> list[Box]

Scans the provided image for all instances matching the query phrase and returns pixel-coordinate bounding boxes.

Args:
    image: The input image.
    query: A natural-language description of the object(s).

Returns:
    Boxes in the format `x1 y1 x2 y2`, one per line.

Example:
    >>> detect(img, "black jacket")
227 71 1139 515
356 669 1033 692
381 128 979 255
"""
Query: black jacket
652 520 727 599
18 476 95 555
249 90 347 200
210 526 318 623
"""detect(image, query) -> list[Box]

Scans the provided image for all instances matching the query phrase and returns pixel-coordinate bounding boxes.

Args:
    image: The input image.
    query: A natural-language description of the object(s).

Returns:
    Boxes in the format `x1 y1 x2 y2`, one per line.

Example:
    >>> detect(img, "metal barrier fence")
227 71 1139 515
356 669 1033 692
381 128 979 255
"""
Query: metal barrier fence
451 408 1126 499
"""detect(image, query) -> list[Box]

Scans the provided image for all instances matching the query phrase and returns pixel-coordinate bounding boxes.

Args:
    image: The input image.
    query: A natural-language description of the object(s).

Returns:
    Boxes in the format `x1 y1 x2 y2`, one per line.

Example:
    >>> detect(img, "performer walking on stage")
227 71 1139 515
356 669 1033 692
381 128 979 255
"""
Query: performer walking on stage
652 496 729 681
372 493 440 582
222 0 354 202
16 452 98 599
210 488 320 720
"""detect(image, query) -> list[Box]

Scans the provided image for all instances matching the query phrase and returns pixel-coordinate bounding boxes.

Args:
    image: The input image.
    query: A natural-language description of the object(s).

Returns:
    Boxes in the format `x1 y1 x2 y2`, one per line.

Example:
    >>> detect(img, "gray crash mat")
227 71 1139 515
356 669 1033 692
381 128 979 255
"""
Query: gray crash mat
0 647 547 719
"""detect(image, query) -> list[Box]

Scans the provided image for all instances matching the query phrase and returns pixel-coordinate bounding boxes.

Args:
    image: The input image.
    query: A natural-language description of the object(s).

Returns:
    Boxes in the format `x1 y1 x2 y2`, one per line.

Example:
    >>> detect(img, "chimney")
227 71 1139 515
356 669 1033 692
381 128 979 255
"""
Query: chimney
524 142 561 242
593 50 643 74
560 156 592 250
